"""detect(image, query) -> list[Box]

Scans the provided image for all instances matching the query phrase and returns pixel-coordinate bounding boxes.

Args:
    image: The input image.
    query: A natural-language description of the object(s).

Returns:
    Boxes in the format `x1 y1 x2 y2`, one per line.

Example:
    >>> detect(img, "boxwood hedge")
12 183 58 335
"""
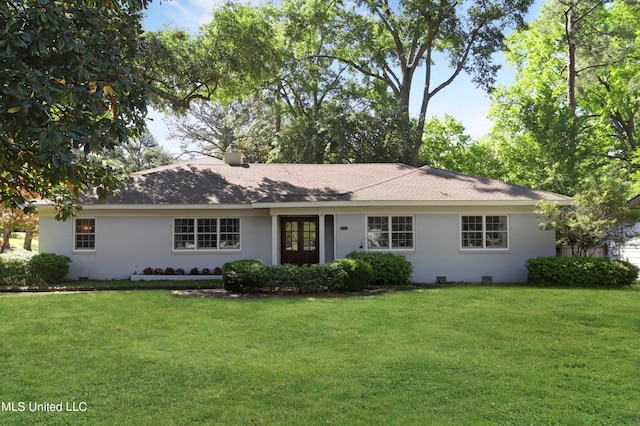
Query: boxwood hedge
0 252 71 286
526 256 638 288
346 251 413 286
222 258 374 293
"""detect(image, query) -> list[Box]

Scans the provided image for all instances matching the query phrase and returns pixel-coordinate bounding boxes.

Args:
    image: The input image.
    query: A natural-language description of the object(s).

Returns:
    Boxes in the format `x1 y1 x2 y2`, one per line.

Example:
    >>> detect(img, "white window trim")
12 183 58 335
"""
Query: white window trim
73 217 96 253
365 215 415 252
172 217 241 252
460 215 510 251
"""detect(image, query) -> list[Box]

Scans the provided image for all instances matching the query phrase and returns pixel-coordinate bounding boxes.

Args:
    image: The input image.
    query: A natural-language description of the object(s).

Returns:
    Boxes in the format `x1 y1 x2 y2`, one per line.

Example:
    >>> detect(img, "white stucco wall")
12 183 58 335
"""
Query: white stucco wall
334 210 555 283
39 211 272 280
39 206 555 283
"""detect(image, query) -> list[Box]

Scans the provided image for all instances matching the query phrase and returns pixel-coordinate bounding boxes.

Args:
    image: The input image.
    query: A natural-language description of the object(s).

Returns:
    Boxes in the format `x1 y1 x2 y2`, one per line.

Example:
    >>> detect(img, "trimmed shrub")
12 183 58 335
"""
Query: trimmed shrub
0 252 35 286
526 256 639 288
28 253 71 285
307 262 348 292
222 259 267 292
328 258 373 292
222 259 374 293
346 251 413 286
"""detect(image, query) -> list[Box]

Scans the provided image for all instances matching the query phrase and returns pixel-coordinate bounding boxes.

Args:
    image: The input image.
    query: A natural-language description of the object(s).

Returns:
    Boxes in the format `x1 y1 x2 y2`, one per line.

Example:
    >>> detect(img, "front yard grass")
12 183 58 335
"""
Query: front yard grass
0 285 638 425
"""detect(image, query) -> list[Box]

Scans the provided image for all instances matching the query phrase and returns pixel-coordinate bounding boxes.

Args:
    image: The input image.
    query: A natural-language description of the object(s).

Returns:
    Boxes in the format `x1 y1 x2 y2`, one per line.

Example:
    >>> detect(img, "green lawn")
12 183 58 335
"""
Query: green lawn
0 286 638 425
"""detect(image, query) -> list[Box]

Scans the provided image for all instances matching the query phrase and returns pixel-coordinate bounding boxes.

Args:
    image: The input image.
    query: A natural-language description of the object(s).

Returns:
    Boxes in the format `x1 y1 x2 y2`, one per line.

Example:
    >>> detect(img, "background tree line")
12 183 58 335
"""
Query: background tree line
154 0 639 196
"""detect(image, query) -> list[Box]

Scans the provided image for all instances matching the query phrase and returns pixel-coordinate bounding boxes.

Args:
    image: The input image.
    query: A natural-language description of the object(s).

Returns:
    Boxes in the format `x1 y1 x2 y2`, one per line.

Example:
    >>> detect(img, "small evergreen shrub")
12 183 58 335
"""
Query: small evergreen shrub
222 259 373 293
526 256 639 288
222 259 267 292
28 253 71 285
0 252 35 286
346 251 413 286
308 262 348 292
328 258 373 292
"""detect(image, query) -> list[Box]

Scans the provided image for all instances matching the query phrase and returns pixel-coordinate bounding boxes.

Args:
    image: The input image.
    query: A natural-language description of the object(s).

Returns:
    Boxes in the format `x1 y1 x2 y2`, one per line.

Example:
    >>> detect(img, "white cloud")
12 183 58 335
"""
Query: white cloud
163 0 219 32
143 0 219 33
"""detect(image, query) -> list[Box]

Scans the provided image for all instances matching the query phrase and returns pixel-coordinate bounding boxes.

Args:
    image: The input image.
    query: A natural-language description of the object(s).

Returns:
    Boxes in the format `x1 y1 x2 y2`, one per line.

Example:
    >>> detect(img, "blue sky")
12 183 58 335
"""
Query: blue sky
142 0 545 154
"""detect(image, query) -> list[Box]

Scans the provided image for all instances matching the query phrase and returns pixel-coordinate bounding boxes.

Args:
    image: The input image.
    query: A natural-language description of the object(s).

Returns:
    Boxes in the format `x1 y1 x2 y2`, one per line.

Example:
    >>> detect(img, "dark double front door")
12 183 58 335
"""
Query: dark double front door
280 216 319 266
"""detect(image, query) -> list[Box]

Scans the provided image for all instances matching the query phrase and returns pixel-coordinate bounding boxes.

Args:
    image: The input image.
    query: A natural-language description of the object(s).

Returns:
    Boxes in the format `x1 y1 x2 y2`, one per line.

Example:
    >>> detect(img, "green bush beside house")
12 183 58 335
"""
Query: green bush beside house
0 252 71 286
526 257 638 288
222 252 409 293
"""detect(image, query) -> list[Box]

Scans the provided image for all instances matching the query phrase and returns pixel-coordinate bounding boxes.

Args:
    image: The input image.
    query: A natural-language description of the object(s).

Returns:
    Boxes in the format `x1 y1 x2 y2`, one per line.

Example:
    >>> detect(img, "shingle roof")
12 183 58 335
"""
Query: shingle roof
81 158 572 206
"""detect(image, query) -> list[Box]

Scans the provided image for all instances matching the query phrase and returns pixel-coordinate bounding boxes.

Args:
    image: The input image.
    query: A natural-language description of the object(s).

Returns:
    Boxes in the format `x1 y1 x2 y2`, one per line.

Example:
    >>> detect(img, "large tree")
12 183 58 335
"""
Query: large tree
168 99 274 163
142 2 283 111
312 0 535 165
486 0 639 195
1 0 150 219
102 131 174 174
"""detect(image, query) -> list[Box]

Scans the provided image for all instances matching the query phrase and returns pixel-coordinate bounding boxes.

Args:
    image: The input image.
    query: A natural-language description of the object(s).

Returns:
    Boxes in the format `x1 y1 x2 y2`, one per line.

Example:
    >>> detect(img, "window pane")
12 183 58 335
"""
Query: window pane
462 216 482 231
174 219 195 249
391 216 413 248
197 218 217 248
485 216 507 248
367 216 389 249
197 233 216 249
75 219 95 250
174 218 194 234
219 218 240 249
174 234 195 249
485 216 507 231
285 221 298 251
461 215 508 249
303 221 316 251
462 232 483 248
462 216 483 248
198 218 217 234
75 234 95 249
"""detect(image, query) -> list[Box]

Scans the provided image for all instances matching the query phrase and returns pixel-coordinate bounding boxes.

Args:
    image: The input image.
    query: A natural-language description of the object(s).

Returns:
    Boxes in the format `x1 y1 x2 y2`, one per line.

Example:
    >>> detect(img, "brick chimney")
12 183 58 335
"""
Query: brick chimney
223 144 244 166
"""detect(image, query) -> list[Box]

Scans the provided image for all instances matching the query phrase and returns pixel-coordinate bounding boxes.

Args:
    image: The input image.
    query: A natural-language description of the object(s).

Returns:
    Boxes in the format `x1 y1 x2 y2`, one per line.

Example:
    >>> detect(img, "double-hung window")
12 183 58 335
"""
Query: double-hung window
174 218 240 251
367 216 414 250
461 215 508 250
74 218 96 251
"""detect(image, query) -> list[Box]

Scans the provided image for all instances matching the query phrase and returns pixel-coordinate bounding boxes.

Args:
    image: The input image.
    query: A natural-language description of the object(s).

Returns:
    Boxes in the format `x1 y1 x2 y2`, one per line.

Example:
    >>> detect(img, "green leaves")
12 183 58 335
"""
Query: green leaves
488 0 640 194
1 0 149 218
144 2 282 110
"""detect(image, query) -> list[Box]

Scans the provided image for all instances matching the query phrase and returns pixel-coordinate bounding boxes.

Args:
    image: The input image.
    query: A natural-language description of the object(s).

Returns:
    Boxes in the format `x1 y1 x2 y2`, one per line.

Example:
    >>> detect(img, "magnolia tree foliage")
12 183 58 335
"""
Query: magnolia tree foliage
0 0 150 219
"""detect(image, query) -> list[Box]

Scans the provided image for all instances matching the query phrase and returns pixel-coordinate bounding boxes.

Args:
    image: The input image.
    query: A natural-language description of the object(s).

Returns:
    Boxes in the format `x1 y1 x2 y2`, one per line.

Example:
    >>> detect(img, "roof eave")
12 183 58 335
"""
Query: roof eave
37 203 254 211
36 198 573 212
252 199 573 208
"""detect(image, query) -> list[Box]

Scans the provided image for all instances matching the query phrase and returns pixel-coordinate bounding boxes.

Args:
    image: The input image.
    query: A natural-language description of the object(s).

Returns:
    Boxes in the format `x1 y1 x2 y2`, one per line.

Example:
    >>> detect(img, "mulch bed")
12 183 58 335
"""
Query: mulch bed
172 288 393 299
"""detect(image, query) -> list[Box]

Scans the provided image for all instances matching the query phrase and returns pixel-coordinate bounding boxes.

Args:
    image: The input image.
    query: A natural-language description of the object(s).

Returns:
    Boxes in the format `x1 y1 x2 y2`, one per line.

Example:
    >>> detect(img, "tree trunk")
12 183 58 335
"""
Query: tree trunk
24 230 33 251
565 1 577 114
1 230 11 254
